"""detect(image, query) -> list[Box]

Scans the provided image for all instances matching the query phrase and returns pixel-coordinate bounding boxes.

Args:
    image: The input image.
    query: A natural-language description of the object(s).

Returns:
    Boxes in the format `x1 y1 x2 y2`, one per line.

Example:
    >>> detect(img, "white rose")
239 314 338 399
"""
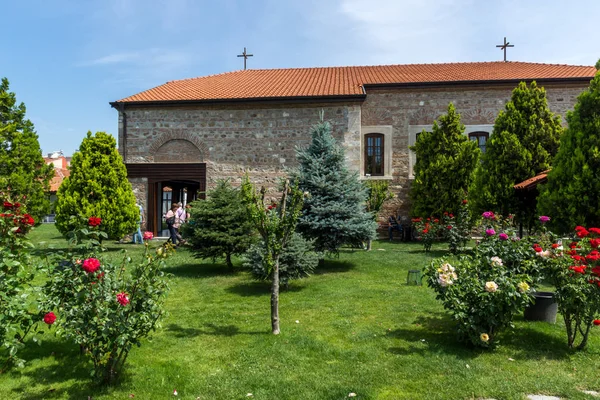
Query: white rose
485 281 498 293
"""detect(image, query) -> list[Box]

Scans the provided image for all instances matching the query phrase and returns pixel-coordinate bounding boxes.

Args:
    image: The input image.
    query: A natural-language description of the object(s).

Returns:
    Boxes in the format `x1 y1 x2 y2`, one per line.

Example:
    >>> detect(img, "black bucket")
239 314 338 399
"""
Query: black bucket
524 291 558 323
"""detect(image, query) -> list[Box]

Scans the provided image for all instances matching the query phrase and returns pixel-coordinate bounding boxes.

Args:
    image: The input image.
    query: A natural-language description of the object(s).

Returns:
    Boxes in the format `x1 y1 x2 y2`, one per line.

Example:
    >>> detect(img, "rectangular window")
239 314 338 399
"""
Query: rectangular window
469 132 489 153
365 133 384 176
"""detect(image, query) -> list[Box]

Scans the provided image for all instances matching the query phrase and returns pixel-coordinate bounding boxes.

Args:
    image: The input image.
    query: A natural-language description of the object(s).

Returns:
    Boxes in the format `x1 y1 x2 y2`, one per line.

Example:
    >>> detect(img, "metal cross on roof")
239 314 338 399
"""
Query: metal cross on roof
237 47 253 70
496 37 514 62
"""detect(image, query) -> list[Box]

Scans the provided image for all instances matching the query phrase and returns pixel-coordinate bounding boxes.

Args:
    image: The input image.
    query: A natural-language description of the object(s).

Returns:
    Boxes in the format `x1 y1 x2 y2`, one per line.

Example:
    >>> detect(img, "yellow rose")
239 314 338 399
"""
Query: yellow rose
518 281 530 292
480 333 489 343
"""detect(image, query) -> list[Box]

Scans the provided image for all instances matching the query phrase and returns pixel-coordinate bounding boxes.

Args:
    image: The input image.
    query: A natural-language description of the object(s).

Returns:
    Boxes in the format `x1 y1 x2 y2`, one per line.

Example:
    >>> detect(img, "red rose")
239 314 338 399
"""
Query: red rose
422 229 429 234
447 225 452 230
3 201 13 209
594 320 600 326
592 267 600 276
575 225 586 231
551 243 559 249
590 239 600 248
143 231 154 240
534 246 543 253
116 292 130 306
577 229 590 238
449 214 454 218
433 219 439 223
43 312 56 325
589 227 600 235
462 199 468 205
88 216 102 227
21 214 35 226
82 258 100 273
569 265 587 274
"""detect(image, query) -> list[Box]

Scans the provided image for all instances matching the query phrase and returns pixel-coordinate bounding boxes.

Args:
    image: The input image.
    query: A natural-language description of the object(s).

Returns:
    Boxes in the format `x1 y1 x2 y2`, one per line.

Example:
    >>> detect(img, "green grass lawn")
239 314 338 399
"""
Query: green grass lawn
2 224 600 399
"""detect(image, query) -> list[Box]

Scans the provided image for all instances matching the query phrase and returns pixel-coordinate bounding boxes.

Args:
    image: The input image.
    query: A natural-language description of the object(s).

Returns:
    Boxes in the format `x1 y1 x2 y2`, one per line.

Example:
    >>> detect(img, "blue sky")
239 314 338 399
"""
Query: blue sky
2 0 599 156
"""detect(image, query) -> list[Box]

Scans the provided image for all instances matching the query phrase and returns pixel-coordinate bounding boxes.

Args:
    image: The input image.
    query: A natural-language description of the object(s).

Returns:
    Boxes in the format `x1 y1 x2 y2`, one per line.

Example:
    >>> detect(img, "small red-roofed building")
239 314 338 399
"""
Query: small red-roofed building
43 151 71 222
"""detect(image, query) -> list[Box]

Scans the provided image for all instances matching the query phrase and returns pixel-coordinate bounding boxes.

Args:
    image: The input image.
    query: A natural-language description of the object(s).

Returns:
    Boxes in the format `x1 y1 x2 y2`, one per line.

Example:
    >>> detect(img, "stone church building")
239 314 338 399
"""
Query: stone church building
110 61 596 236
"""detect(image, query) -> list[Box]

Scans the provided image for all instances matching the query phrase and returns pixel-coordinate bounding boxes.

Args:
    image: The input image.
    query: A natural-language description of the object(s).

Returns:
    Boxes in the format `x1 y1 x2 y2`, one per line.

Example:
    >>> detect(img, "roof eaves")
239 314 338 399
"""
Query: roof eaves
109 94 366 108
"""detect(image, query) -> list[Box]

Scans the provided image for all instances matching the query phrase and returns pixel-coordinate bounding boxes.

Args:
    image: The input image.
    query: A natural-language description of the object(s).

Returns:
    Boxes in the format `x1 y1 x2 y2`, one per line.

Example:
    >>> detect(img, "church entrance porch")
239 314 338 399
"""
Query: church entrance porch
126 163 206 236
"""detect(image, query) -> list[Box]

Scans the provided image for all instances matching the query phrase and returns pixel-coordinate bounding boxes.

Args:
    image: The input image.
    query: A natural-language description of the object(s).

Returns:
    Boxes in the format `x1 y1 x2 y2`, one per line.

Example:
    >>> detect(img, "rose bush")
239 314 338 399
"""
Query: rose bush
425 251 533 348
0 195 48 371
42 217 173 384
545 225 600 349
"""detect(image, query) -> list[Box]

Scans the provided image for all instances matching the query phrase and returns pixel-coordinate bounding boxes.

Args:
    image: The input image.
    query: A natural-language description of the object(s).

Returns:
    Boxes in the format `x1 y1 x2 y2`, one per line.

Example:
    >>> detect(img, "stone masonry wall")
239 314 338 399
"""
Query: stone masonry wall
122 103 360 189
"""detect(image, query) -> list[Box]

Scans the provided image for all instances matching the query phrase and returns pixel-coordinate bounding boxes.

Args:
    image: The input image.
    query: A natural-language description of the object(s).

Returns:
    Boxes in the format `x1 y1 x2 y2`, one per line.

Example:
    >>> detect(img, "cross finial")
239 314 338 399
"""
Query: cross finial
496 37 514 62
237 47 253 70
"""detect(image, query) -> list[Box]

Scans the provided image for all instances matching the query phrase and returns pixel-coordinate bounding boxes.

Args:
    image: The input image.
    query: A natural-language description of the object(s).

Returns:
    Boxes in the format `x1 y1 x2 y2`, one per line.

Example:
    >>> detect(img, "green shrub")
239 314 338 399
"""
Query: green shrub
410 103 479 217
244 232 319 288
183 179 256 268
43 218 172 384
537 69 600 233
470 81 563 229
55 132 138 239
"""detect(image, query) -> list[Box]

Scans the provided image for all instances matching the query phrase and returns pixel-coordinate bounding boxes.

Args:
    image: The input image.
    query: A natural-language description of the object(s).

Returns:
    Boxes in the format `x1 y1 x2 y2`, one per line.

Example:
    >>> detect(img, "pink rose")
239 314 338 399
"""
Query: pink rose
82 258 100 273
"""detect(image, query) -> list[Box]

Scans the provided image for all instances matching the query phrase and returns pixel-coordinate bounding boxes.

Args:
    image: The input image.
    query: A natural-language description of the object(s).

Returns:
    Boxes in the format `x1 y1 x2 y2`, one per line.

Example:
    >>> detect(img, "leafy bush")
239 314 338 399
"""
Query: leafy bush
183 179 256 268
445 199 473 254
0 196 44 371
424 228 536 347
545 225 600 349
411 217 445 252
55 131 138 240
410 103 479 217
245 232 319 288
43 217 172 384
470 81 563 229
537 69 600 233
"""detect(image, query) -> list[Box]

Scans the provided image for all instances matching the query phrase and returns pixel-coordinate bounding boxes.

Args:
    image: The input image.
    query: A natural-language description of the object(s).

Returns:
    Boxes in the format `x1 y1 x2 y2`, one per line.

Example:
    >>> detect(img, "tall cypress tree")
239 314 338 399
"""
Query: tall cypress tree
0 78 54 223
538 67 600 232
470 81 563 226
410 103 479 217
293 121 376 254
55 131 138 239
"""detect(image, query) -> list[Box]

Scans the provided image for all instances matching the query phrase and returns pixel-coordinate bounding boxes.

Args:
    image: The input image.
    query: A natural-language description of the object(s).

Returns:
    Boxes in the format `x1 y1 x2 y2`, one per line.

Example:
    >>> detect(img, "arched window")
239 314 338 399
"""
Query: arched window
364 133 385 176
469 131 489 153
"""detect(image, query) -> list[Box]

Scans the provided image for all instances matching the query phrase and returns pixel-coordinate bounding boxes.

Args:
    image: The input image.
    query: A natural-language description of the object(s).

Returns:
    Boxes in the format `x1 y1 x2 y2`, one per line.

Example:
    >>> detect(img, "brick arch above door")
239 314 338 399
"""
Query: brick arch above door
148 130 209 162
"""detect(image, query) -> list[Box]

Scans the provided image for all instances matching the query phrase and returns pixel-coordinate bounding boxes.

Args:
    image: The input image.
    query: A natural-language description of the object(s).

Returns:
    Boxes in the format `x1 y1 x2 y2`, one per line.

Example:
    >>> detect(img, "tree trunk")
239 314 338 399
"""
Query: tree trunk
366 239 372 251
226 253 233 269
271 257 280 335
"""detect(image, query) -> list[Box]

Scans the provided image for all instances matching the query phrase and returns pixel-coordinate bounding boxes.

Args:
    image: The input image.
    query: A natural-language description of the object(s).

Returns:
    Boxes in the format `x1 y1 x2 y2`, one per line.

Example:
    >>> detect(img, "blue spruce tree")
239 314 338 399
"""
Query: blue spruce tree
293 121 376 254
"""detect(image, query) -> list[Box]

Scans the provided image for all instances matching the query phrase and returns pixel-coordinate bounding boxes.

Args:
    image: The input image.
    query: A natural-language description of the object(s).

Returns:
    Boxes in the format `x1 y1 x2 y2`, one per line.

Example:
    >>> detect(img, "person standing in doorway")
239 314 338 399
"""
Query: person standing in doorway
165 203 179 246
174 202 187 245
132 203 144 244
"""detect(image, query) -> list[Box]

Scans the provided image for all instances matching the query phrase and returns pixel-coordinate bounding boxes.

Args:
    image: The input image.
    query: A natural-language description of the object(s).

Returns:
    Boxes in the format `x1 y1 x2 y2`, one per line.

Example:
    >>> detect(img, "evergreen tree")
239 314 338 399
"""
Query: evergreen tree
470 81 563 228
538 68 600 232
0 78 54 223
292 121 376 254
410 103 480 217
55 132 138 239
183 179 256 268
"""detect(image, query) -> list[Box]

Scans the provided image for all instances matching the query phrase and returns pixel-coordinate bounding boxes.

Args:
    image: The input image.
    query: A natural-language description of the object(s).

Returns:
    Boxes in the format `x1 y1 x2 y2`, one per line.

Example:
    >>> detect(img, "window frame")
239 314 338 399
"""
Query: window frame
364 133 385 177
360 126 393 180
468 131 489 153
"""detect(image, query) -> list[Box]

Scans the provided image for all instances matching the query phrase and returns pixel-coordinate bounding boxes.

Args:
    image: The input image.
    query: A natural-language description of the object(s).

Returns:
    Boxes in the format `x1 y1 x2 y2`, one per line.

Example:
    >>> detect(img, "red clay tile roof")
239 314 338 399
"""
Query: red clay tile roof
114 61 596 104
49 168 69 192
514 170 550 190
